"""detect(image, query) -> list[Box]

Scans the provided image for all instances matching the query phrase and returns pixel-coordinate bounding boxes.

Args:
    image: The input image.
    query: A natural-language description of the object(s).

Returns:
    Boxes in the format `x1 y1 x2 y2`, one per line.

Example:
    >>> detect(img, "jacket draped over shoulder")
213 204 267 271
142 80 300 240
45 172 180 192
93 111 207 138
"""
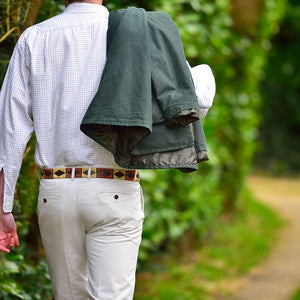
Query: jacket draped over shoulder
80 7 208 172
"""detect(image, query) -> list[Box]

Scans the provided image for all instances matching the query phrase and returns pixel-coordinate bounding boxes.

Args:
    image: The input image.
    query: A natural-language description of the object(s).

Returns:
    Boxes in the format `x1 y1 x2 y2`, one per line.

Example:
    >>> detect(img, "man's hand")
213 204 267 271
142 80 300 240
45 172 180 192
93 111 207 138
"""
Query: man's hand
0 212 19 253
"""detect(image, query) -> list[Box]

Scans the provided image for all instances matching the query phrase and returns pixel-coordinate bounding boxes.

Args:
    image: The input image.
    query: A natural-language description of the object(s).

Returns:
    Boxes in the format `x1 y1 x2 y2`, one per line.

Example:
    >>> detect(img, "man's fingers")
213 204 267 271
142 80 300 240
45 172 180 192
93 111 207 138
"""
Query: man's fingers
1 233 11 239
0 234 11 244
9 237 15 248
0 245 10 253
12 230 19 247
14 235 20 246
0 238 11 253
0 233 19 252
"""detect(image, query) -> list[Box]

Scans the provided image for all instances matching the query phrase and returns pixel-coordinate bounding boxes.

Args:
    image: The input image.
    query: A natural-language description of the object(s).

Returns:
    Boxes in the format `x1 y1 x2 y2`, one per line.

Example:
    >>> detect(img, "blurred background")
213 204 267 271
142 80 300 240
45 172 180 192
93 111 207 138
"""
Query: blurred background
0 0 299 299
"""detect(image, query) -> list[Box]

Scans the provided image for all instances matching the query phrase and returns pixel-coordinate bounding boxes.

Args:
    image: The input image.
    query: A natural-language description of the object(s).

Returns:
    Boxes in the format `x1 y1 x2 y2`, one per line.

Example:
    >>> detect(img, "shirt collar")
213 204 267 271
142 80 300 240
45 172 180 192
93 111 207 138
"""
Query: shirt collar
64 3 109 15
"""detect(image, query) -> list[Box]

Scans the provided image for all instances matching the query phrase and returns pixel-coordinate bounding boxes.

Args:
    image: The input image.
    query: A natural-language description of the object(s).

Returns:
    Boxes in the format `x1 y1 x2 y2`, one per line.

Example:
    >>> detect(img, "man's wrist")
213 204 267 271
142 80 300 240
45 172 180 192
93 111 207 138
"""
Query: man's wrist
0 209 11 216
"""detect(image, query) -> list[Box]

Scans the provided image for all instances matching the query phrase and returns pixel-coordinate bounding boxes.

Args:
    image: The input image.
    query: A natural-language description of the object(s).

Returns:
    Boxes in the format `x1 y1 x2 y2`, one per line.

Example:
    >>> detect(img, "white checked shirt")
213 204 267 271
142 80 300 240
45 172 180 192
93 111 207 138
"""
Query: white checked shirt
0 3 215 212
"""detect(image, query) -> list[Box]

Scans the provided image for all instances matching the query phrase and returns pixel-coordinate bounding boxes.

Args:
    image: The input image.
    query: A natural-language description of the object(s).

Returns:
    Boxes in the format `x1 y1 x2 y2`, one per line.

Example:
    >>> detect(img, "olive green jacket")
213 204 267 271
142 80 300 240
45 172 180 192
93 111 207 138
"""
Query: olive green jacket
81 7 208 172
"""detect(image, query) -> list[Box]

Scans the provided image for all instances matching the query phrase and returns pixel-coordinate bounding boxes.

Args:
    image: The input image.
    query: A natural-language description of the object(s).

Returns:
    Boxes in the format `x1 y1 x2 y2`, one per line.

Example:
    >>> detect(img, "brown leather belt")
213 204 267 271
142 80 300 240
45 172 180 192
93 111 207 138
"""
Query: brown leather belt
40 168 140 182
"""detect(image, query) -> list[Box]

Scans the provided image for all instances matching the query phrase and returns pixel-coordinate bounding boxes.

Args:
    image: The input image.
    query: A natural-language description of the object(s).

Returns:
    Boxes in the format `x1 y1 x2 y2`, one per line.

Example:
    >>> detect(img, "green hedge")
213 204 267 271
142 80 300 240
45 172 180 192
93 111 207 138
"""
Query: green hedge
256 0 300 174
0 0 286 298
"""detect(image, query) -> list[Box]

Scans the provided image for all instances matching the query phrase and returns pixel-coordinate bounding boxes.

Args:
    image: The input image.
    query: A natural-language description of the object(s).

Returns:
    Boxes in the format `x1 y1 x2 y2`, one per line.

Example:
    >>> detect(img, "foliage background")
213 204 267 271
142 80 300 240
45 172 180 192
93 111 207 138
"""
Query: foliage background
1 0 298 298
255 0 300 174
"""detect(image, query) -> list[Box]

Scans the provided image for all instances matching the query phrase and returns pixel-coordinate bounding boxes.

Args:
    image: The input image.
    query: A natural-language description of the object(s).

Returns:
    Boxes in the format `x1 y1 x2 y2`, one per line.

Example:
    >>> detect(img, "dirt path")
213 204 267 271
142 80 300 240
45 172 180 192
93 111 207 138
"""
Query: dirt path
230 175 300 300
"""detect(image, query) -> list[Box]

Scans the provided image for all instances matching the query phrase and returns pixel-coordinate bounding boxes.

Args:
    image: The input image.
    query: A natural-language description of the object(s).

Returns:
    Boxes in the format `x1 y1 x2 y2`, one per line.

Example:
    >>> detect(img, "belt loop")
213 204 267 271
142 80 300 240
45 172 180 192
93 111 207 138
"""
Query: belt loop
88 167 91 179
71 167 75 180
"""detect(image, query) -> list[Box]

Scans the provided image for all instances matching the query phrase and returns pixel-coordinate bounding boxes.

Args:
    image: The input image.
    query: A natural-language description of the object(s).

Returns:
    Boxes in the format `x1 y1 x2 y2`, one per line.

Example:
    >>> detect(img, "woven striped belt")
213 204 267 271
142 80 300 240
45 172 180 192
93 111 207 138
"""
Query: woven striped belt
40 168 140 182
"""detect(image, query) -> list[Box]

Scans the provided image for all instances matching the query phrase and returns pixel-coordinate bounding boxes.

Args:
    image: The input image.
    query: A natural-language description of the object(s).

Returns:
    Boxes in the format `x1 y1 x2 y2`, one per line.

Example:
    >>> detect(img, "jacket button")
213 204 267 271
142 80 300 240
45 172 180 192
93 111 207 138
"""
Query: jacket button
114 195 119 200
43 198 47 203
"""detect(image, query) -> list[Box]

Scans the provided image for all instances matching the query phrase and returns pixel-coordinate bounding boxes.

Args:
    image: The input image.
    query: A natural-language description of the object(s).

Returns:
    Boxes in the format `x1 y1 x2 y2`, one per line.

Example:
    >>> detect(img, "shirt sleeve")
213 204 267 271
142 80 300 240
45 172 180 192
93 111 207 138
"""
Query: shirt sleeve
0 34 34 213
188 63 216 119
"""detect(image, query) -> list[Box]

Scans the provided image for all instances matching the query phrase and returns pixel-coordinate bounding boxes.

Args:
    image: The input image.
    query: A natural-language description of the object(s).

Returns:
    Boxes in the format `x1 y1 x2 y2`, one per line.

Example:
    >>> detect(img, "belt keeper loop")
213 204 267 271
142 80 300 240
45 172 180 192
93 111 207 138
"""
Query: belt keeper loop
88 167 91 179
71 167 75 180
134 170 137 182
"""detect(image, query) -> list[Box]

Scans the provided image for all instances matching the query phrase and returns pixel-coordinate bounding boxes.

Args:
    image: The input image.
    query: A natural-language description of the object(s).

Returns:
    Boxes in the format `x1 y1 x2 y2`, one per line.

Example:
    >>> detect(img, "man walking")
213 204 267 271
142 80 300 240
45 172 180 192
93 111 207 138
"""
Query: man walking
0 0 215 299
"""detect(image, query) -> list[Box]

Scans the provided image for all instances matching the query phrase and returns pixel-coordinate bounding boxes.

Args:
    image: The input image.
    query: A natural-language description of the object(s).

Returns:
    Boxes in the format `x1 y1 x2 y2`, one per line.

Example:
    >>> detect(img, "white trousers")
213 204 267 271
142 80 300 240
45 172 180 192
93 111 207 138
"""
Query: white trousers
37 177 144 300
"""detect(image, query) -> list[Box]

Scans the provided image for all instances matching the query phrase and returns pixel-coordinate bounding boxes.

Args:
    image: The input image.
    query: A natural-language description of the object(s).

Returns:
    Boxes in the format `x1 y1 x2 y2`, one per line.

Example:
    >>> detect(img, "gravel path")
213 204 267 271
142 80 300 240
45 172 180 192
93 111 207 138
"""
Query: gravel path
231 175 300 300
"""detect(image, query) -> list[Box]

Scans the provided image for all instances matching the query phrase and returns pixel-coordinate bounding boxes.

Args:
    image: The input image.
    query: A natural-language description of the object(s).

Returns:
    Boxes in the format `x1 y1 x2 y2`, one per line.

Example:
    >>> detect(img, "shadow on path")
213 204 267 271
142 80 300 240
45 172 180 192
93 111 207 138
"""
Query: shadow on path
230 176 300 300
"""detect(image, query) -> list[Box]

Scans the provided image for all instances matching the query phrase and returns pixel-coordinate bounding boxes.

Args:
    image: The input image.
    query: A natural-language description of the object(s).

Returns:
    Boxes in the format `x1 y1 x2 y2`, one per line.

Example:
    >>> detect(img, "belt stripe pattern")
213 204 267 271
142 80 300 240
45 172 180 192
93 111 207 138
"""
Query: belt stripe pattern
40 168 140 182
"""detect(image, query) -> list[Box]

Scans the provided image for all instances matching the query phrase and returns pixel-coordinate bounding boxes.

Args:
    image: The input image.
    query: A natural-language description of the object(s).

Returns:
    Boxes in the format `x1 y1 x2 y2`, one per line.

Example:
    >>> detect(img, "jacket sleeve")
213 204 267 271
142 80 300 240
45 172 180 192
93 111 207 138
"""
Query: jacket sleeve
148 12 200 128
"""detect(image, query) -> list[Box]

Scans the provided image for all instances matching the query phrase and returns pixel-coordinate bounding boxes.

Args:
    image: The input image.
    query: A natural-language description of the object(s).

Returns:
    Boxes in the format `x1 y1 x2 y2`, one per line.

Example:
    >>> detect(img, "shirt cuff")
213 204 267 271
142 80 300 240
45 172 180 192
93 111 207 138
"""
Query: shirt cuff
199 108 209 119
0 164 17 213
188 63 216 118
